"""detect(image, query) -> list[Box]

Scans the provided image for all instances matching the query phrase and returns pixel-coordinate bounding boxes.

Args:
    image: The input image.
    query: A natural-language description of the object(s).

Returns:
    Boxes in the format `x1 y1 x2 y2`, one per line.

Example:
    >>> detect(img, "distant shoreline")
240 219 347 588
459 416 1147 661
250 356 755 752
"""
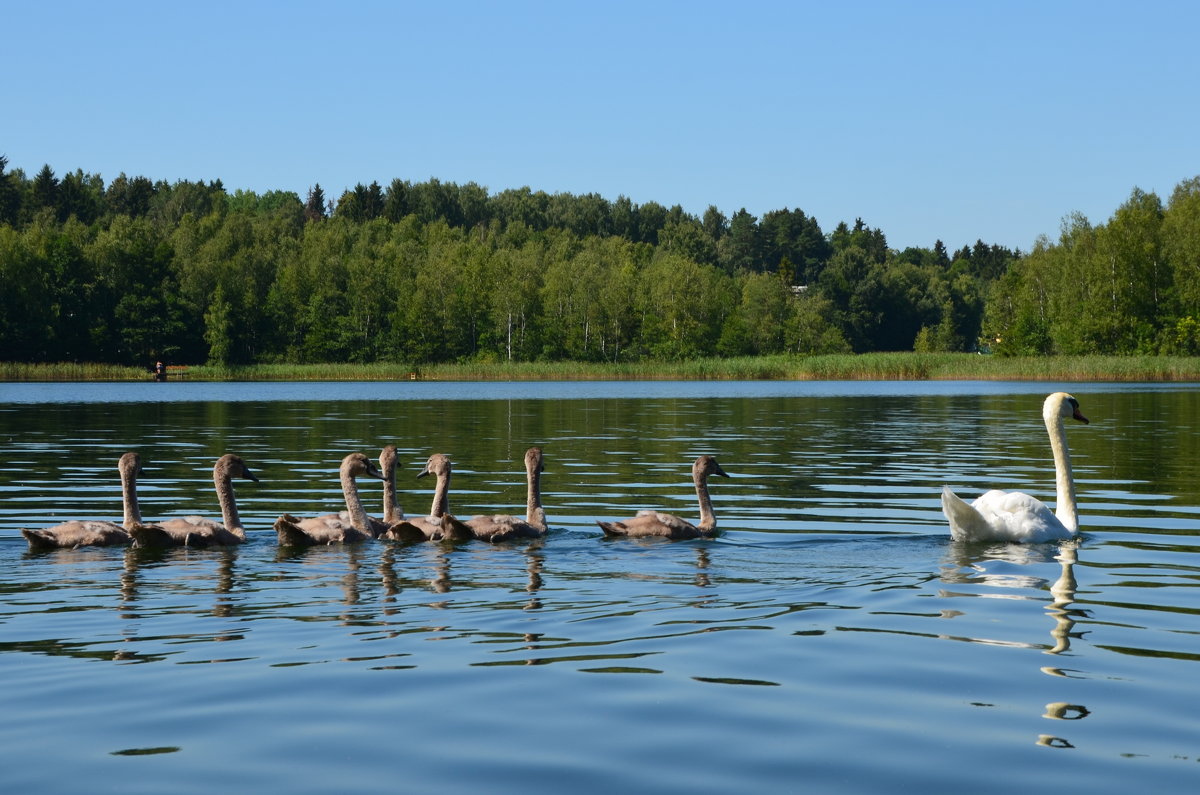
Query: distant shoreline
4 354 1200 383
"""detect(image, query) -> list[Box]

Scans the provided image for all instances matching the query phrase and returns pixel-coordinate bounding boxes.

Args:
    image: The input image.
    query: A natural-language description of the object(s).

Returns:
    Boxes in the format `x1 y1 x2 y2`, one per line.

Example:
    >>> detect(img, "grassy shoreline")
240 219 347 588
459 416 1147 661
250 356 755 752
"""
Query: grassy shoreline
4 354 1200 383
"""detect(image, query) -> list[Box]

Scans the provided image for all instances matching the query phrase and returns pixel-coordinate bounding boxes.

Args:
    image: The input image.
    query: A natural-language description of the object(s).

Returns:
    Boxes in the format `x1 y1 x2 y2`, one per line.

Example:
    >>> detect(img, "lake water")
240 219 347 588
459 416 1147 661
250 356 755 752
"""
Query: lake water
2 380 1199 793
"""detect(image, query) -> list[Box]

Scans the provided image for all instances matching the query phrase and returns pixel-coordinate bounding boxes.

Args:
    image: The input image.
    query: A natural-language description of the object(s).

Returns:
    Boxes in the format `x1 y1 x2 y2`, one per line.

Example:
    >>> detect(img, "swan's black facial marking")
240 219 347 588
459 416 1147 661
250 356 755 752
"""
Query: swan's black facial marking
1067 396 1089 425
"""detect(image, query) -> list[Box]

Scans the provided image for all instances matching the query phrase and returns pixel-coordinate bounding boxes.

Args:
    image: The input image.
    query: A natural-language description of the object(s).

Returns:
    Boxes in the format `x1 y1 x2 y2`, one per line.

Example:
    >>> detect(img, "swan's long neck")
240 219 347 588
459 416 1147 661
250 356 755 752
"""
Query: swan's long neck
342 468 371 532
121 461 142 529
382 464 401 523
1046 407 1079 532
430 471 451 517
215 466 244 531
695 473 717 531
526 461 545 531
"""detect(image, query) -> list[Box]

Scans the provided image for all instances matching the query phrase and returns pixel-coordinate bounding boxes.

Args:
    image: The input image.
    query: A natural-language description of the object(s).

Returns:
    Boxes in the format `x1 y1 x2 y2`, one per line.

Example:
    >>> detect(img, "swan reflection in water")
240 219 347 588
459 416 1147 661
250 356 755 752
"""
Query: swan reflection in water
694 546 712 589
120 545 238 621
1037 541 1091 748
340 544 364 612
940 540 1092 749
940 542 1062 594
377 544 456 609
430 548 453 596
376 543 456 609
116 545 243 659
272 542 373 624
515 545 548 663
1043 541 1088 662
211 548 237 620
380 543 400 600
524 543 545 611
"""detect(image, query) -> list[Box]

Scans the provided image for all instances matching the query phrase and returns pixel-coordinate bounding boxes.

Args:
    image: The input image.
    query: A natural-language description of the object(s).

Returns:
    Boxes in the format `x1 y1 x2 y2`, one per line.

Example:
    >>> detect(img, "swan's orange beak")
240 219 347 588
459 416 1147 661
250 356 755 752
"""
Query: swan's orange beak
1072 407 1089 424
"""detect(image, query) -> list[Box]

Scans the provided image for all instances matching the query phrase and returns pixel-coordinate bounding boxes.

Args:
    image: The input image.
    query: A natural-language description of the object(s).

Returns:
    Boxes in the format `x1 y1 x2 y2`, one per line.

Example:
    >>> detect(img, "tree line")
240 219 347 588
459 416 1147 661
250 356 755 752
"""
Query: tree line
984 180 1200 355
1 154 1195 366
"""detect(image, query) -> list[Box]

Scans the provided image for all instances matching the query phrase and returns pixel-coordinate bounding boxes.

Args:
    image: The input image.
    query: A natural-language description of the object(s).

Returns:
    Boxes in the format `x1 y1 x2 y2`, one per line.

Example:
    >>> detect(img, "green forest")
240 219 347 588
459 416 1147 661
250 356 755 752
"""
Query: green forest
2 155 1198 367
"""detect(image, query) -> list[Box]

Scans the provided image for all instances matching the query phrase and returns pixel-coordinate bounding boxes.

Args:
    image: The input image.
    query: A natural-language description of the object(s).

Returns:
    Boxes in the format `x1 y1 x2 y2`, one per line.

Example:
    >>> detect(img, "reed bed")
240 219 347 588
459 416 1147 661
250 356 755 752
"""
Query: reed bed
4 355 1200 383
786 353 1200 381
0 362 150 382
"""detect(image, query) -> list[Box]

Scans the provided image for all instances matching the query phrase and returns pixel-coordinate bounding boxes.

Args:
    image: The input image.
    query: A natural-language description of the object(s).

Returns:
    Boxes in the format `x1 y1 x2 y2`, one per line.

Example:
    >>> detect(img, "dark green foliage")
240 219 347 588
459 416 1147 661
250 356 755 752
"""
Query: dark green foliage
56 169 105 224
304 184 327 222
933 240 950 268
334 183 386 223
759 208 831 283
2 157 1194 365
831 218 889 264
0 156 19 225
106 173 156 217
718 209 760 274
30 164 59 218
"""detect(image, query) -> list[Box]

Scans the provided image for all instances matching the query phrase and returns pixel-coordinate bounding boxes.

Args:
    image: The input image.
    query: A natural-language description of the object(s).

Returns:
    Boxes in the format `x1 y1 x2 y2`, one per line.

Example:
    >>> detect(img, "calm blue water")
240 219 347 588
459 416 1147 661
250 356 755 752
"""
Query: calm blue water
4 378 1200 404
1 381 1199 793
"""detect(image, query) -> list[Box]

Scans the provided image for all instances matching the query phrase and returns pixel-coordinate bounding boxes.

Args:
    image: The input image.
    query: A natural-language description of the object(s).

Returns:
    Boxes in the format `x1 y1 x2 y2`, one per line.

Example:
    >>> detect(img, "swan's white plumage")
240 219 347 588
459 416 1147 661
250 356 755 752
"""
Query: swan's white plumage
941 486 1073 543
942 392 1088 544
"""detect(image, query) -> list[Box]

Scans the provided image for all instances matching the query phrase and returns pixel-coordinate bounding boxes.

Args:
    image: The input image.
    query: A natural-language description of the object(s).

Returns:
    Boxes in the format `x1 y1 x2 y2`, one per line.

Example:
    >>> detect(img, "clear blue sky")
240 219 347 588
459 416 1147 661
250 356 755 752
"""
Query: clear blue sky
5 0 1198 252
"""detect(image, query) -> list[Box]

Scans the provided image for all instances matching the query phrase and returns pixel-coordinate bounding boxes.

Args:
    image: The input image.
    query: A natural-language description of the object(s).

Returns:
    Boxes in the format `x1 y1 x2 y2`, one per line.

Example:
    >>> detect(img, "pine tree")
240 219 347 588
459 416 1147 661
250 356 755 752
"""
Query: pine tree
304 184 327 222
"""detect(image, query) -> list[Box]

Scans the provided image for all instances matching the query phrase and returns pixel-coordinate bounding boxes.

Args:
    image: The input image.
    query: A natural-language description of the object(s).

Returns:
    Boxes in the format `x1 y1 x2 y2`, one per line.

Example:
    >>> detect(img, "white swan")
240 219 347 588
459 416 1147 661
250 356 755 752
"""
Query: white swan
378 453 472 542
597 455 729 539
941 392 1089 543
275 452 386 545
131 454 258 547
465 447 548 542
22 451 147 549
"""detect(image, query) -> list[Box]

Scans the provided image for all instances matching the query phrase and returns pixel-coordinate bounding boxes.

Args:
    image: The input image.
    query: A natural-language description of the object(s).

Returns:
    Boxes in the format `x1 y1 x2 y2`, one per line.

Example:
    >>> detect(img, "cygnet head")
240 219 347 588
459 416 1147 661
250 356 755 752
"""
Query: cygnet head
119 451 144 476
379 445 398 473
218 454 259 482
344 452 385 480
417 453 453 479
693 455 729 479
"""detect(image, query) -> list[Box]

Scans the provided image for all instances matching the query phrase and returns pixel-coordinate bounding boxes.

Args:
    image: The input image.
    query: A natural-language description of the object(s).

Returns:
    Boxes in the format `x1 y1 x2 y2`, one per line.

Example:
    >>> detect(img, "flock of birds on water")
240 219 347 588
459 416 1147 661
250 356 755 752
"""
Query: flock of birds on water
17 392 1090 552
